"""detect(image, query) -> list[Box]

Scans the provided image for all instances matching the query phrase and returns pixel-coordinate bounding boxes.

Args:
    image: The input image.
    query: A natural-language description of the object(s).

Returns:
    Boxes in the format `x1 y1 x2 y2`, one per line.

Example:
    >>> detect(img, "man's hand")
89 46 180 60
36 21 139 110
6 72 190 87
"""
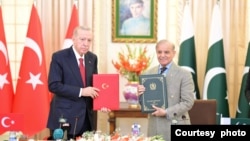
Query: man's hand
151 105 167 117
137 85 145 96
100 107 111 113
81 87 100 98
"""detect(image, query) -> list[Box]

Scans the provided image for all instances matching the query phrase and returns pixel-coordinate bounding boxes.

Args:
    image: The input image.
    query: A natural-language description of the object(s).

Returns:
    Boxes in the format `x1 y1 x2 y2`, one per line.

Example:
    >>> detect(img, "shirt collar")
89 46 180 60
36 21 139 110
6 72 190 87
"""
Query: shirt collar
159 62 172 74
72 46 84 60
160 62 172 69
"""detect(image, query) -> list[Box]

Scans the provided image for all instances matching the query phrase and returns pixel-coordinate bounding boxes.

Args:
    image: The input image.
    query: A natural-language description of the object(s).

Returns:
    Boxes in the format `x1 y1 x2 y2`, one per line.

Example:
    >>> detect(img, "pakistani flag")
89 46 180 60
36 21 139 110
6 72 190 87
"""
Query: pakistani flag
221 116 250 125
236 42 250 118
203 3 229 124
178 3 200 99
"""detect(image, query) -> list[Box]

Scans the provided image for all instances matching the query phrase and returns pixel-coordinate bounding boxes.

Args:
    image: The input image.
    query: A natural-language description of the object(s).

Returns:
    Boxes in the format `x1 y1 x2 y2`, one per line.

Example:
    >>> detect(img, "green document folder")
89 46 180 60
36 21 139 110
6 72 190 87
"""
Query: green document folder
139 74 167 113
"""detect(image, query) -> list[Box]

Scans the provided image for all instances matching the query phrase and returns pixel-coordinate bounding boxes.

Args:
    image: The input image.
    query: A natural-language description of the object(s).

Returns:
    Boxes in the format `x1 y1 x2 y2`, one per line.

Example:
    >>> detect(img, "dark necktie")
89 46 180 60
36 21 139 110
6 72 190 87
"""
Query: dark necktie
79 58 86 86
160 67 167 74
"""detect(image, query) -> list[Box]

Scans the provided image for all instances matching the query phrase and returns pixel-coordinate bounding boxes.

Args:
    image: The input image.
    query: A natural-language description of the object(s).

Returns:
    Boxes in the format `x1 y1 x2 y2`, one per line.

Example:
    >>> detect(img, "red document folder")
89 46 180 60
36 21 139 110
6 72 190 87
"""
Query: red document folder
93 74 120 110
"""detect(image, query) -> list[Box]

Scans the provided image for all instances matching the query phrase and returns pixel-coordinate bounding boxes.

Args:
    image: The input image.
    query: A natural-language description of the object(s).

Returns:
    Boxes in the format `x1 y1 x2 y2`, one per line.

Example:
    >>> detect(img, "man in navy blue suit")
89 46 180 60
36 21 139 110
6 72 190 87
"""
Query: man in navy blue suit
46 26 109 139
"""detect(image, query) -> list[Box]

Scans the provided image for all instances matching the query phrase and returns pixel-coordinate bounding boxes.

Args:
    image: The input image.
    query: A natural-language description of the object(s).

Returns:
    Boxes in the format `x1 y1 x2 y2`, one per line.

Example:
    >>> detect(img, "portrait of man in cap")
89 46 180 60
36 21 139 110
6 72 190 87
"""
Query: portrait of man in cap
119 0 151 36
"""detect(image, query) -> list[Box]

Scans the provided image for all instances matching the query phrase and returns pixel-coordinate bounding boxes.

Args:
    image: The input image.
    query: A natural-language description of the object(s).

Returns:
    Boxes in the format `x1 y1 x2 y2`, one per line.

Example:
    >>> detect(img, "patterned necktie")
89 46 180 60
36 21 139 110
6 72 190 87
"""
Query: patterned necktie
79 58 86 86
160 67 167 74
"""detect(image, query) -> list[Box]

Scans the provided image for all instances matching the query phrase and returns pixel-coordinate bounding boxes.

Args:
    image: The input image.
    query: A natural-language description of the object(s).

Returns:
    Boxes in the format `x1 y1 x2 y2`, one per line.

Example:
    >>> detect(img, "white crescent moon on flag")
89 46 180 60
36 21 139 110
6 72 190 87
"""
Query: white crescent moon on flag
102 83 109 89
180 66 195 74
25 37 42 66
63 39 73 49
1 116 11 128
203 67 226 99
237 66 250 113
0 41 8 65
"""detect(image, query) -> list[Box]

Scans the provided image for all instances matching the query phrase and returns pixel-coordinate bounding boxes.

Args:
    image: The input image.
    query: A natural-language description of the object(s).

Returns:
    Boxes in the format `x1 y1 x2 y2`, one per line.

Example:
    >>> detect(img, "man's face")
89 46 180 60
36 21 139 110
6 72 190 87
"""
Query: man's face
72 29 92 56
156 43 176 67
129 3 144 18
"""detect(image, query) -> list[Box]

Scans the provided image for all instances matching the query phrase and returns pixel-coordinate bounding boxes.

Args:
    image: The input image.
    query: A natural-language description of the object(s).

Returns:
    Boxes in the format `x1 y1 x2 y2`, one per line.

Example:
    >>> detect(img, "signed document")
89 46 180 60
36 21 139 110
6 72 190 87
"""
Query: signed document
93 74 119 110
139 74 167 113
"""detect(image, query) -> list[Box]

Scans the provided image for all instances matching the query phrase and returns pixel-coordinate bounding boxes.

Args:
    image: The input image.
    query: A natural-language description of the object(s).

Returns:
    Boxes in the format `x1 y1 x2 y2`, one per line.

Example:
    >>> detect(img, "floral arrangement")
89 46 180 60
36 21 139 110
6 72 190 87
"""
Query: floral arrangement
75 130 165 141
112 44 152 82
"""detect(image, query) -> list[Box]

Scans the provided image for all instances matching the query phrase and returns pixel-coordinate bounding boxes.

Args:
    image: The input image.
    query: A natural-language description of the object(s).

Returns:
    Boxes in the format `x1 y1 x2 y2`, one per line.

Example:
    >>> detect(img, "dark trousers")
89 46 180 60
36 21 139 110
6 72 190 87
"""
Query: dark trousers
68 114 91 139
49 113 91 140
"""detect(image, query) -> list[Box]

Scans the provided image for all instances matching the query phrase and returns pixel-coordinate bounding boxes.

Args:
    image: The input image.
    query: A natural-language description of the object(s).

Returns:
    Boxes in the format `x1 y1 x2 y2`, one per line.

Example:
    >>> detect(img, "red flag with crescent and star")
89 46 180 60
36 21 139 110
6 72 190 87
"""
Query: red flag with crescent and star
0 5 15 119
62 3 79 49
0 114 24 133
12 4 51 136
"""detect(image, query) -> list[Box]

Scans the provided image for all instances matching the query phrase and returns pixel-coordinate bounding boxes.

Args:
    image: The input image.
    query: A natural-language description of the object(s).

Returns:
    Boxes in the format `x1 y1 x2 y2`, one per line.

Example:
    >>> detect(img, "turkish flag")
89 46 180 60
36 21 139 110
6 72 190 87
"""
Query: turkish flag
62 3 79 49
12 4 51 136
0 6 14 116
0 114 24 134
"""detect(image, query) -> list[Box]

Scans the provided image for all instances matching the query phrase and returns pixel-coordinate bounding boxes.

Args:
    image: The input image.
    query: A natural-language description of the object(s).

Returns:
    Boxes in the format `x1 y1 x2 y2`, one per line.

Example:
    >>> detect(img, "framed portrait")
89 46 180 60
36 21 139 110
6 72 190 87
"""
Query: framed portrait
112 0 158 43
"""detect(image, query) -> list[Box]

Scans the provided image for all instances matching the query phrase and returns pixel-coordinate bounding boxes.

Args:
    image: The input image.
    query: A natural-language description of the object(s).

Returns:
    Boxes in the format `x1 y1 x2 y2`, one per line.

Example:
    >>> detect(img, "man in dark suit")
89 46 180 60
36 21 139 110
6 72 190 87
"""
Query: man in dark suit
46 26 109 139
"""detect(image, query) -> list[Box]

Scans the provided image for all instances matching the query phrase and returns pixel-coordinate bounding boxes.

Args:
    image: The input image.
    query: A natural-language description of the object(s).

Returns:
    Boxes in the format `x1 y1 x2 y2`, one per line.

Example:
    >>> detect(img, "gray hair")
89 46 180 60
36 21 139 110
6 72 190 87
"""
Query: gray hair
73 26 92 37
156 39 175 50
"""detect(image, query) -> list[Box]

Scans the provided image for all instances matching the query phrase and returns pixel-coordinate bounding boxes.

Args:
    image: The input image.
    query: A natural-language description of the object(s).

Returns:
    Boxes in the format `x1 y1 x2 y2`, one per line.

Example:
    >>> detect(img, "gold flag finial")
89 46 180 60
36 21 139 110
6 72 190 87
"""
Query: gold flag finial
74 0 79 9
74 0 78 5
34 0 37 7
217 0 220 5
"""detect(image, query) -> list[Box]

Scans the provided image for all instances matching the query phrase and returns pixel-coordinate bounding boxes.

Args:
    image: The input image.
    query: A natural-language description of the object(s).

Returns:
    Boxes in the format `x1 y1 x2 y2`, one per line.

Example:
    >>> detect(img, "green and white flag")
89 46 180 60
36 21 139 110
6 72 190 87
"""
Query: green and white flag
203 3 229 124
178 2 200 99
236 41 250 118
221 116 250 125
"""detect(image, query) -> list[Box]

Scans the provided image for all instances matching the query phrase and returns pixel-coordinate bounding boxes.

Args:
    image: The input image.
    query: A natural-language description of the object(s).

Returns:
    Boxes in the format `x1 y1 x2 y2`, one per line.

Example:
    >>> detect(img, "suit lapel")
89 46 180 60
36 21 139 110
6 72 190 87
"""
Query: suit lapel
84 52 96 86
166 63 178 82
84 53 91 80
67 48 84 85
